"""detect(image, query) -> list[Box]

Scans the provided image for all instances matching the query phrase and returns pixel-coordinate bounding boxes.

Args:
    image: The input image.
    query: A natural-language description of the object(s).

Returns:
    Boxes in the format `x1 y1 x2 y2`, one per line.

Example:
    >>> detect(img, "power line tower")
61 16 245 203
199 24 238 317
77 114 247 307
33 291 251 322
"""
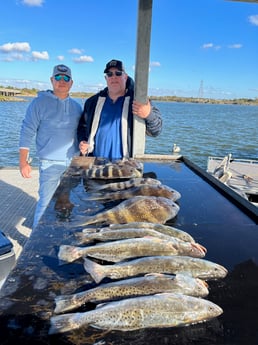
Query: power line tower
198 80 203 99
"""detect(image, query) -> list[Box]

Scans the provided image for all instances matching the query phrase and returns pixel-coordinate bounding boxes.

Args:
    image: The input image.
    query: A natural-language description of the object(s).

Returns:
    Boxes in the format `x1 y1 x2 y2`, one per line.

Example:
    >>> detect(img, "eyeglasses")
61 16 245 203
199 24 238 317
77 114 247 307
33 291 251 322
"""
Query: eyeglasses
106 71 123 78
54 75 71 82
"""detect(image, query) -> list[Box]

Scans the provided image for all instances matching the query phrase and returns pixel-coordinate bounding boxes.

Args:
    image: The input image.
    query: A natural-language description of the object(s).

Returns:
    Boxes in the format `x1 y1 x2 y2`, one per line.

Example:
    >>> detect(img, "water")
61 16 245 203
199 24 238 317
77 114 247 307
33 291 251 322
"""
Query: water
0 100 257 169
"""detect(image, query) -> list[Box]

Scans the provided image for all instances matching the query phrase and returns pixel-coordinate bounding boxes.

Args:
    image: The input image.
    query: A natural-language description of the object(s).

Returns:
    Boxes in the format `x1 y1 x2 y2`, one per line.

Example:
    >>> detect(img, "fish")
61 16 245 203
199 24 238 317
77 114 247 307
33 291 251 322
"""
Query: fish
83 255 228 283
49 293 223 334
86 184 181 202
114 157 144 172
86 177 161 192
58 237 206 264
107 221 196 243
84 163 142 180
53 273 209 314
73 196 180 226
75 227 190 244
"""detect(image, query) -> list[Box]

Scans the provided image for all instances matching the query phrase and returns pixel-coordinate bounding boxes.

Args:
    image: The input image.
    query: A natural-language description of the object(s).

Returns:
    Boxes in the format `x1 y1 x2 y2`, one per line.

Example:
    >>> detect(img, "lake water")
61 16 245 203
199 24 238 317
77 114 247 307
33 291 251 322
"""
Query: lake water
0 98 257 169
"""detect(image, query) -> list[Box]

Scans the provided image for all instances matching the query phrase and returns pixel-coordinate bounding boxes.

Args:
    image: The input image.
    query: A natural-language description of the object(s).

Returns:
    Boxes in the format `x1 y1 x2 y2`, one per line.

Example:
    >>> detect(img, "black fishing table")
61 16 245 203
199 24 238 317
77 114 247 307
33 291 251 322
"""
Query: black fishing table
0 156 257 345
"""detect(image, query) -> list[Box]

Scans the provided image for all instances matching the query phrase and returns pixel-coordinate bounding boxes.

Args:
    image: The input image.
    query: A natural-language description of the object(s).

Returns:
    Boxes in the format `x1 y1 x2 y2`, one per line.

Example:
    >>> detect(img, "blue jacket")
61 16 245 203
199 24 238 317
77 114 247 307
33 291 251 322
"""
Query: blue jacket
77 83 162 157
19 90 82 161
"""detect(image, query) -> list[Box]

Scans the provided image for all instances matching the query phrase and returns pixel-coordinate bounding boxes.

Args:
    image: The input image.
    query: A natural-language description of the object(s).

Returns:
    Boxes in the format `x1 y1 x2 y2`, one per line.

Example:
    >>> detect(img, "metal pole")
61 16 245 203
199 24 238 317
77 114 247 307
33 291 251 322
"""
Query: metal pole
132 0 153 157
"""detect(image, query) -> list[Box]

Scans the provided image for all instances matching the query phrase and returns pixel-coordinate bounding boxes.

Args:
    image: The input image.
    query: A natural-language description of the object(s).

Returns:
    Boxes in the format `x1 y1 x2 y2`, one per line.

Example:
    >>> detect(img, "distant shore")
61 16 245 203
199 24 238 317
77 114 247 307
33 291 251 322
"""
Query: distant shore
1 87 258 105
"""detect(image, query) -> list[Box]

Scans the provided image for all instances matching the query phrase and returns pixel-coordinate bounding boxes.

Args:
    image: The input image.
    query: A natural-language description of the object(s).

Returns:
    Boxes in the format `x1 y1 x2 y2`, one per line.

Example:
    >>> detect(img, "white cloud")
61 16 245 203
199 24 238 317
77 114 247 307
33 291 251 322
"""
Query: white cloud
73 55 94 63
248 14 258 26
202 43 214 49
57 55 65 61
0 42 31 53
201 43 221 50
68 48 84 55
31 51 49 60
227 44 242 49
150 61 161 67
21 0 44 6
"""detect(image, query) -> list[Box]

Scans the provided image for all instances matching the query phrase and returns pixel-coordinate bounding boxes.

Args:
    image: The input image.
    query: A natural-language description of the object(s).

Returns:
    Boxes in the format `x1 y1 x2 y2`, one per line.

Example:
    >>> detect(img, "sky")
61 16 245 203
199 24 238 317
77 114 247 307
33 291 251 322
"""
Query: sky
1 0 258 99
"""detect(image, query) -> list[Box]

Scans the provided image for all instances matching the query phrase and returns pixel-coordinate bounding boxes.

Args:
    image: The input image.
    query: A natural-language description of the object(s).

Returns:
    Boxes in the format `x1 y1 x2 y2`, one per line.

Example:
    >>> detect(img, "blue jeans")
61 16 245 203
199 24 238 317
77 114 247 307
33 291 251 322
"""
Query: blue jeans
33 159 71 229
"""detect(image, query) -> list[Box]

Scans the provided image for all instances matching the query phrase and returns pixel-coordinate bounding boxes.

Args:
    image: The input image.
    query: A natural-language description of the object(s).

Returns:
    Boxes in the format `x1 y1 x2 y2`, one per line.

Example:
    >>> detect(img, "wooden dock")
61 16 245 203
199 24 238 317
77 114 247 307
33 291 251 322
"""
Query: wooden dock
0 168 39 259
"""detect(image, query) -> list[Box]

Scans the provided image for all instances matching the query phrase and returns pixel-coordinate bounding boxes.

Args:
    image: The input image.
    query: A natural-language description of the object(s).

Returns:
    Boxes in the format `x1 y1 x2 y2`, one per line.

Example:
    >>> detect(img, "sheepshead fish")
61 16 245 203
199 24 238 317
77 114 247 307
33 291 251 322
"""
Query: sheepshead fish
108 222 195 243
54 273 209 314
76 227 189 244
86 177 161 192
86 184 181 202
84 163 142 179
73 196 180 226
114 157 144 171
83 255 228 283
49 293 223 334
58 237 206 264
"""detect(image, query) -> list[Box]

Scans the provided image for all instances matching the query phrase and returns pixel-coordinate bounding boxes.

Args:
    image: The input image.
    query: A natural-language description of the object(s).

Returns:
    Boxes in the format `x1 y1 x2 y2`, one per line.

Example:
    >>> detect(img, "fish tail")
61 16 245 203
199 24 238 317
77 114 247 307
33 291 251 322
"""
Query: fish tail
74 232 92 244
49 312 85 334
54 295 80 314
83 257 107 283
58 245 84 264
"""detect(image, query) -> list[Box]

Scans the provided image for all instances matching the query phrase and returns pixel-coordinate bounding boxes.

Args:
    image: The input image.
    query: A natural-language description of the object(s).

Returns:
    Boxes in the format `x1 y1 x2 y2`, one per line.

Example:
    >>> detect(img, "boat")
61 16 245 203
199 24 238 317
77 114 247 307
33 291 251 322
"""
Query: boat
207 154 258 207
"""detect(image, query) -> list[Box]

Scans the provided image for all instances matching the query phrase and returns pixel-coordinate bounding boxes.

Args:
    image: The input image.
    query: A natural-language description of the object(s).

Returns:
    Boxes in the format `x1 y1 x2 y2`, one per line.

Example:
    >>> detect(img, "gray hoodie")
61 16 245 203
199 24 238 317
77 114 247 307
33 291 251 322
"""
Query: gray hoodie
19 90 82 161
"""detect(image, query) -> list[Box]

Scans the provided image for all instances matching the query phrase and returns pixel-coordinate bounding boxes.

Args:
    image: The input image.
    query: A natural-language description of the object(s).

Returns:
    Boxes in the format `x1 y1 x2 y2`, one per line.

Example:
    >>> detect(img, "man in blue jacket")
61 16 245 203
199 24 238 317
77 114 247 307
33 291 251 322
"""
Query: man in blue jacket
19 64 82 229
77 59 162 159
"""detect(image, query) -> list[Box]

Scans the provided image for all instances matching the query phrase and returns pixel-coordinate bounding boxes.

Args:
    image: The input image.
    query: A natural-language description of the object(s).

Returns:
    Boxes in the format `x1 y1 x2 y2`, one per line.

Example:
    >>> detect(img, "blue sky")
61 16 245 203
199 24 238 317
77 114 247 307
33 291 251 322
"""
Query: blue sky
1 0 258 99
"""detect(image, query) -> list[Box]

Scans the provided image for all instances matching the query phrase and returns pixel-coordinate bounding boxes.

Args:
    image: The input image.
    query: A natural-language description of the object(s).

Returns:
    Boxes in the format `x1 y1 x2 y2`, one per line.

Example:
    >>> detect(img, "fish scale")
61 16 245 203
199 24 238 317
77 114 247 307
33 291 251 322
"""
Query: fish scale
49 293 223 334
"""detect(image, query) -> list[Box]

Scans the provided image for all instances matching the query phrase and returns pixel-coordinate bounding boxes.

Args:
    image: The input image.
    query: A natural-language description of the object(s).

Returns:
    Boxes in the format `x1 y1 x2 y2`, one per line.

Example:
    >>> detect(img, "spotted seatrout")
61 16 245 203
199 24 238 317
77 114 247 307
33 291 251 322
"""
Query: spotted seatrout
58 237 206 264
76 227 191 245
73 196 180 226
108 221 196 243
86 184 181 202
54 273 209 314
83 255 228 283
49 293 223 334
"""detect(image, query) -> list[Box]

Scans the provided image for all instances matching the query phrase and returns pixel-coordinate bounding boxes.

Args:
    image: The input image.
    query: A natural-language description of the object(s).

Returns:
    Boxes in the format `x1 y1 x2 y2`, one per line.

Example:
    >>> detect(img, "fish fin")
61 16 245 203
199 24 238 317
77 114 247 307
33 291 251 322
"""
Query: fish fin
58 245 83 264
49 313 83 334
144 273 176 278
83 257 106 284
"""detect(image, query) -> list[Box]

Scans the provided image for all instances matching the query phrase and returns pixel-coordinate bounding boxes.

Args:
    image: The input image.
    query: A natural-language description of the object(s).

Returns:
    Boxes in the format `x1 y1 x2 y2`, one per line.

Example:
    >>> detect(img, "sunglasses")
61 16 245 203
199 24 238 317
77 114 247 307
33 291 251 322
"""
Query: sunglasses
54 75 71 82
106 71 123 78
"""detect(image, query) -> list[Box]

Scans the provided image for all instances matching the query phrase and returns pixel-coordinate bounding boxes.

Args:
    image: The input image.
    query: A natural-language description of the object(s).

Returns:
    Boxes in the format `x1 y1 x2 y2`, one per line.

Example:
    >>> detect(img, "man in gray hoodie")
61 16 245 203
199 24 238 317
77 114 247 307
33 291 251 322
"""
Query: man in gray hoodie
19 64 82 229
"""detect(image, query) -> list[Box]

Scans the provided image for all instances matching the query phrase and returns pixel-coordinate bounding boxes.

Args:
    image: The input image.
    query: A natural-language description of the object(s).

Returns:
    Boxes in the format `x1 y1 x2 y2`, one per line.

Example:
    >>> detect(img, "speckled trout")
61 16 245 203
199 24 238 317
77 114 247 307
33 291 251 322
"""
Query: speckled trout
108 221 196 243
73 196 180 226
49 293 223 334
76 227 191 245
83 255 228 283
54 273 209 314
58 237 206 264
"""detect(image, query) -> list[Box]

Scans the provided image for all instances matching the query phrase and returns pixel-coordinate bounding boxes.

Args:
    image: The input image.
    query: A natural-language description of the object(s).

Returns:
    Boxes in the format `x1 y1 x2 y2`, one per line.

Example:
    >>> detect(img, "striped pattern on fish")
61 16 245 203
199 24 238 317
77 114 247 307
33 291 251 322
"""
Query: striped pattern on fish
73 196 180 226
49 293 223 333
86 177 161 192
58 237 207 264
83 255 228 283
86 184 181 202
84 164 142 179
53 273 209 314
